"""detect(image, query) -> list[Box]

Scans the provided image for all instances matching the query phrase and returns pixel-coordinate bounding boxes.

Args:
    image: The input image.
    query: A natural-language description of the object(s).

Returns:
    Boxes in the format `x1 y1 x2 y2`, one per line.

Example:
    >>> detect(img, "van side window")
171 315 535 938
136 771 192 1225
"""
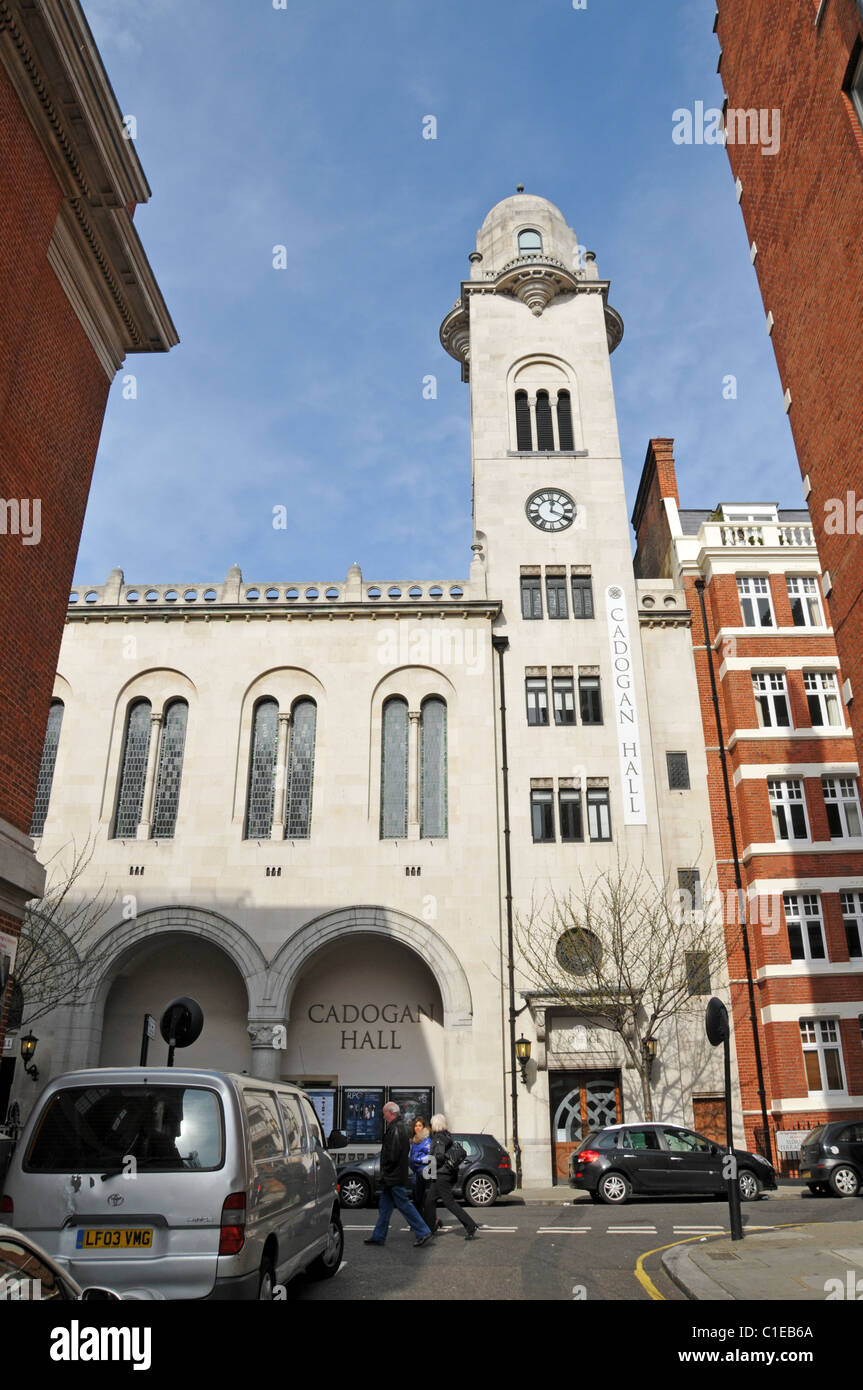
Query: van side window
245 1091 284 1160
300 1096 325 1151
278 1094 305 1155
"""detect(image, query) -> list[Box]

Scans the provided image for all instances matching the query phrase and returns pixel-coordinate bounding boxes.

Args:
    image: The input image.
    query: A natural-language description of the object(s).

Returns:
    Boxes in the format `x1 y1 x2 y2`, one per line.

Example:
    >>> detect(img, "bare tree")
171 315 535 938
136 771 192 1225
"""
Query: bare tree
514 855 737 1122
11 837 116 1027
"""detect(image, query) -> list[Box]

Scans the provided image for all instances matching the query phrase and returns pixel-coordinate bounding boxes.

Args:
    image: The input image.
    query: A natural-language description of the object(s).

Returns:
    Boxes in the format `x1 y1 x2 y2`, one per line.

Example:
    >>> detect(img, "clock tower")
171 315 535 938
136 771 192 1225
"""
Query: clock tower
441 193 718 1182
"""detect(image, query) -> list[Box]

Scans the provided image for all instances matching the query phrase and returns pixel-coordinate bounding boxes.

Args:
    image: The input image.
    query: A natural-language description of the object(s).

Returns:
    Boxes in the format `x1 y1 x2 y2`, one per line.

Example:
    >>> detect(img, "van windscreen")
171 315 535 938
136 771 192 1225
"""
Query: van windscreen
25 1086 224 1173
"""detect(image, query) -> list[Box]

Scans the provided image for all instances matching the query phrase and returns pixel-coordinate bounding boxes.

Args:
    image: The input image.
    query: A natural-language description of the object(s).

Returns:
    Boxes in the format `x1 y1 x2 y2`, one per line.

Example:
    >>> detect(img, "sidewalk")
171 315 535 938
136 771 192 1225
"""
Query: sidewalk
663 1220 863 1301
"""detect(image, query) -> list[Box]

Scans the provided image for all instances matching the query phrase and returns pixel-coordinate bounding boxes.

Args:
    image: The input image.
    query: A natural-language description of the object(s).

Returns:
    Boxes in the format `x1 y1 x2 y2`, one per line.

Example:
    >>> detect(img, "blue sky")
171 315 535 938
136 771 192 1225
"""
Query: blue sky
75 0 801 589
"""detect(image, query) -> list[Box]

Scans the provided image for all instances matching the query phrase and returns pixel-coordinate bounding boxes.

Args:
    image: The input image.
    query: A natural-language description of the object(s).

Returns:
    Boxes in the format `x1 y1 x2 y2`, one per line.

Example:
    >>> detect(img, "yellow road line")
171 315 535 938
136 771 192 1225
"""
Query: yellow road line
634 1221 807 1301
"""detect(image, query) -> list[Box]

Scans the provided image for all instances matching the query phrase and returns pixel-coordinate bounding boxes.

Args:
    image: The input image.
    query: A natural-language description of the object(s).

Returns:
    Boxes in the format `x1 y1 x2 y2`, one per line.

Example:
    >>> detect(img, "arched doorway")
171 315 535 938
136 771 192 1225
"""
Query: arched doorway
282 933 444 1143
99 933 252 1073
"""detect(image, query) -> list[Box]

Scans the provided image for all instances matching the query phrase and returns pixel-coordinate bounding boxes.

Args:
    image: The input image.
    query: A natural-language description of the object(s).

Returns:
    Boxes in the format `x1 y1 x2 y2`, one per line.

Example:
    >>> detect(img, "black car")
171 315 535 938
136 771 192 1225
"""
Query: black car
335 1134 515 1209
569 1122 777 1205
799 1120 863 1197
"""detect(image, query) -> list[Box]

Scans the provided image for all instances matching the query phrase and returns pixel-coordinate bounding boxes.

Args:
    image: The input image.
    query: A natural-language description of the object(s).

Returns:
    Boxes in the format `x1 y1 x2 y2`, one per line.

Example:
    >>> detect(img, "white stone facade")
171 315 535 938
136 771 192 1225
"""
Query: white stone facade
15 195 733 1183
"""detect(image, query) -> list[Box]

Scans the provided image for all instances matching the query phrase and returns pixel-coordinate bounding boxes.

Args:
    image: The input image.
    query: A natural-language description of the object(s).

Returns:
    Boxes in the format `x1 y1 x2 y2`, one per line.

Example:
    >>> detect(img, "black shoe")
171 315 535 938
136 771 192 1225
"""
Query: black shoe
363 1238 384 1246
435 1220 443 1230
465 1228 479 1240
413 1233 433 1247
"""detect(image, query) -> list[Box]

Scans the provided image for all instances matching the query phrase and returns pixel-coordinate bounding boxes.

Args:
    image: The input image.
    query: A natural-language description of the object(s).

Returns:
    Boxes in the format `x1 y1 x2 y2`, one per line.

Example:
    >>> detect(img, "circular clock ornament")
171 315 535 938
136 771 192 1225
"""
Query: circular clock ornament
525 488 576 532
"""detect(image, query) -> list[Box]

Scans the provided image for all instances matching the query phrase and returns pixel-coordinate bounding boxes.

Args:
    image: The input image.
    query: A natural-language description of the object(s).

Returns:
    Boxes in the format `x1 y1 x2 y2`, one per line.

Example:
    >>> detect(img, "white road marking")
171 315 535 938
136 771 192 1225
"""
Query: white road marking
536 1227 591 1234
608 1226 657 1234
673 1225 725 1233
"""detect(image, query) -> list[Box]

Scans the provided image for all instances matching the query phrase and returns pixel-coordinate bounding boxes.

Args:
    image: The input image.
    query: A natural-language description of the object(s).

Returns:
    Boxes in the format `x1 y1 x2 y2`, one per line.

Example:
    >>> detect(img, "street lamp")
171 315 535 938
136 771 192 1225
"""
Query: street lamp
20 1031 39 1081
642 1035 658 1071
515 1035 531 1086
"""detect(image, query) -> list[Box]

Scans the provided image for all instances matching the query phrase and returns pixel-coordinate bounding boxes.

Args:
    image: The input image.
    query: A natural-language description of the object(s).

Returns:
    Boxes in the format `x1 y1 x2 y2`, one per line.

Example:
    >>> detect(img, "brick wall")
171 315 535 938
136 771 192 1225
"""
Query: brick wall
716 0 863 772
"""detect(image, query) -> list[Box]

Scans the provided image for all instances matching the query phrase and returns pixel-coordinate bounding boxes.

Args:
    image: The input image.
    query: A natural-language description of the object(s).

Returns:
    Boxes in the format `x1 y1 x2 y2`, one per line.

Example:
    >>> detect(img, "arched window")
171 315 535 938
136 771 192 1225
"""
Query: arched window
246 699 279 839
151 700 188 839
30 700 64 837
380 697 408 838
113 700 152 838
535 390 555 451
285 699 316 839
515 390 532 451
556 390 574 451
518 228 542 254
420 698 447 838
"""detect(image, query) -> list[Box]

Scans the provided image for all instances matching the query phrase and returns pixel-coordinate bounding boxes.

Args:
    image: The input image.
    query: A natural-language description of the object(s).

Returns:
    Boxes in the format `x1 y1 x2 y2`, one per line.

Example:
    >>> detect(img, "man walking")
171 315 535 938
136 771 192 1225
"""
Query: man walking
364 1102 433 1247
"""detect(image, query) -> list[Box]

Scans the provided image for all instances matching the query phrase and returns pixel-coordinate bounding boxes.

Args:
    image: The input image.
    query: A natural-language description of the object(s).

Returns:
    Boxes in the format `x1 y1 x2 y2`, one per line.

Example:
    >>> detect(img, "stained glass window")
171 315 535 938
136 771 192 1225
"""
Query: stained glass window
420 698 447 838
113 700 152 838
30 700 64 836
285 699 316 839
151 701 188 839
380 698 408 838
246 699 279 839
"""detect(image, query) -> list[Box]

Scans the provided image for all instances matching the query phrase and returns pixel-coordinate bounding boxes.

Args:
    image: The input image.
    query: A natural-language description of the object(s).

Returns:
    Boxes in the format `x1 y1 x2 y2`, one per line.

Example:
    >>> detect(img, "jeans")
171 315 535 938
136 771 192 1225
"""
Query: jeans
371 1184 432 1243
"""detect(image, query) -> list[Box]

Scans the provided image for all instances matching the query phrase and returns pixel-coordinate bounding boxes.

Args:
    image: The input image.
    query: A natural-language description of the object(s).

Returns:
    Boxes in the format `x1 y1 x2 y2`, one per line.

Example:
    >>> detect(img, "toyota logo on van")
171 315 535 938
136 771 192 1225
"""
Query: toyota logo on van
107 1194 125 1207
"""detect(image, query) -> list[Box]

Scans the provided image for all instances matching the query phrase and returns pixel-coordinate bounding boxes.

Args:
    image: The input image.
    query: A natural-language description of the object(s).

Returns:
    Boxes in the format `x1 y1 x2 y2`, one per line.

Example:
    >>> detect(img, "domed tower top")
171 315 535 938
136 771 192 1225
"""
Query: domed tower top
440 188 622 380
473 192 581 279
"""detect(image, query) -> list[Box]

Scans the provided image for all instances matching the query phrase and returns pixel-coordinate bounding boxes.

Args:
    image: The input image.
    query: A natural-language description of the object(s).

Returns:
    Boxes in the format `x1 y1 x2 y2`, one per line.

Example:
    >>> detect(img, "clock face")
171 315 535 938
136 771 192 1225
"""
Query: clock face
526 488 576 532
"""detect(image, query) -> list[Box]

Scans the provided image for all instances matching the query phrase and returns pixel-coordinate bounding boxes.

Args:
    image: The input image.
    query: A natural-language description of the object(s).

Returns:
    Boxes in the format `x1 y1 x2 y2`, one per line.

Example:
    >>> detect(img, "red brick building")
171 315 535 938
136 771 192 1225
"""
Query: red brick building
714 0 863 769
0 1 176 1093
634 439 863 1166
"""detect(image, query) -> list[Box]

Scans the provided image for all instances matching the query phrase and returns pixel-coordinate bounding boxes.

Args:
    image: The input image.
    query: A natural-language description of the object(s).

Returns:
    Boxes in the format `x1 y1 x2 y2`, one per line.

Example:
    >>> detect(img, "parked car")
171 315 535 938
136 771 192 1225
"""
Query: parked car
798 1120 863 1197
0 1224 160 1300
569 1122 777 1205
0 1068 346 1300
336 1133 514 1208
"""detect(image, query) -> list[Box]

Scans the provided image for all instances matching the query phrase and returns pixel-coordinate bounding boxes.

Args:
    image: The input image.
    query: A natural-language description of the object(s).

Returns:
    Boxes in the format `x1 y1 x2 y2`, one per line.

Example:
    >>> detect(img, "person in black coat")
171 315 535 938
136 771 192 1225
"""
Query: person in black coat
365 1102 433 1247
427 1113 479 1239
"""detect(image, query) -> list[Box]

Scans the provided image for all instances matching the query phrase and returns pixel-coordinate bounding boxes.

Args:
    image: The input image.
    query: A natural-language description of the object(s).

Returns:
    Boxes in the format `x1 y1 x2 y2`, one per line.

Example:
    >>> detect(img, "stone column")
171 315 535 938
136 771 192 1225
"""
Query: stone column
527 394 538 452
136 711 163 839
248 1020 284 1081
408 710 421 839
271 711 291 839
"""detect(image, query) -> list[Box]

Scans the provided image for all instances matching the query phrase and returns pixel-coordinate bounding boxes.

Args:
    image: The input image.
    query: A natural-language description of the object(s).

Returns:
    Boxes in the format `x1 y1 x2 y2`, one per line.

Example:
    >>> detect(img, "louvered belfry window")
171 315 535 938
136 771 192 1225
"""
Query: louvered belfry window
30 700 64 837
420 698 447 838
515 390 532 450
246 699 279 839
380 697 409 838
557 390 574 450
535 391 555 450
285 699 317 839
152 700 188 839
113 700 152 837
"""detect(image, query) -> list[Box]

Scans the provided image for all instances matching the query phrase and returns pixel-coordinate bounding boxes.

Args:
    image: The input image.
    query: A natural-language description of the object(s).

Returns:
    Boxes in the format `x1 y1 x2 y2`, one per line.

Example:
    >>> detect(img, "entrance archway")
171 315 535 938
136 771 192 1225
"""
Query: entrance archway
99 932 251 1072
281 931 445 1144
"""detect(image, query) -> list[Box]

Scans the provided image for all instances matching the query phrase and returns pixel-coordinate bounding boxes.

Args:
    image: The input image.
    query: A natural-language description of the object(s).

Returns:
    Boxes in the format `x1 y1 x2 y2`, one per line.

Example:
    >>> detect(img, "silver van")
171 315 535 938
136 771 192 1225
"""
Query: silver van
0 1068 345 1299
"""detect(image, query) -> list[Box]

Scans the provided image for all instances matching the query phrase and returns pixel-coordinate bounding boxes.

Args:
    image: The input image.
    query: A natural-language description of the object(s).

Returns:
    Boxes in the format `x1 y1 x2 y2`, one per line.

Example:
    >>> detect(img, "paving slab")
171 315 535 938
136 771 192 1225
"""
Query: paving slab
663 1220 863 1301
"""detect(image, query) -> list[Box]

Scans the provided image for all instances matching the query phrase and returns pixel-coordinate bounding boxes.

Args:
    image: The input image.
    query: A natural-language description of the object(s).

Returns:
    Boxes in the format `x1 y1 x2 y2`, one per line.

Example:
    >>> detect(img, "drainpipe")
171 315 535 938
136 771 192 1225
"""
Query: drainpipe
493 633 522 1188
694 579 773 1165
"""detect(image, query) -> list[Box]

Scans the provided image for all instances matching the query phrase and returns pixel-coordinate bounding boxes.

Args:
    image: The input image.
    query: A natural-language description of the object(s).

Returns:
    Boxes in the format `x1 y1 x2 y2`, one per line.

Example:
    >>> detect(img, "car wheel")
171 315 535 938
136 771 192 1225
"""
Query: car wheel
339 1175 371 1209
597 1172 630 1205
807 1182 828 1196
258 1255 276 1301
307 1211 345 1281
829 1165 860 1198
738 1170 761 1201
464 1173 498 1207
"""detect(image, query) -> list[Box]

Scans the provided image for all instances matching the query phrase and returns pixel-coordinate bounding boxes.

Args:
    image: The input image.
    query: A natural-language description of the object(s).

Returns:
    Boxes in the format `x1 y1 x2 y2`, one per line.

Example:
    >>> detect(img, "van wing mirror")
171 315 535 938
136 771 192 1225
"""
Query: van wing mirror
79 1287 122 1301
326 1129 348 1150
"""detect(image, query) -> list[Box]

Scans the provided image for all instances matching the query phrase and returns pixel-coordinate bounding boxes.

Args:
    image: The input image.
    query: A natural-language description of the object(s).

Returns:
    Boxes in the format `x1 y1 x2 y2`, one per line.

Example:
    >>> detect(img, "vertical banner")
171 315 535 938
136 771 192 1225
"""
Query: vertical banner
605 586 647 825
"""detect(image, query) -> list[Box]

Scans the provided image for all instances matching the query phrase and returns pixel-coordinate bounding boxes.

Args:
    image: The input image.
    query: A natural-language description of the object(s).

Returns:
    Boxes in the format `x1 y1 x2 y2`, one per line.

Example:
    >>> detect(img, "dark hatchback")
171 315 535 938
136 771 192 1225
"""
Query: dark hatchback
569 1122 777 1205
799 1120 863 1197
336 1134 515 1209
